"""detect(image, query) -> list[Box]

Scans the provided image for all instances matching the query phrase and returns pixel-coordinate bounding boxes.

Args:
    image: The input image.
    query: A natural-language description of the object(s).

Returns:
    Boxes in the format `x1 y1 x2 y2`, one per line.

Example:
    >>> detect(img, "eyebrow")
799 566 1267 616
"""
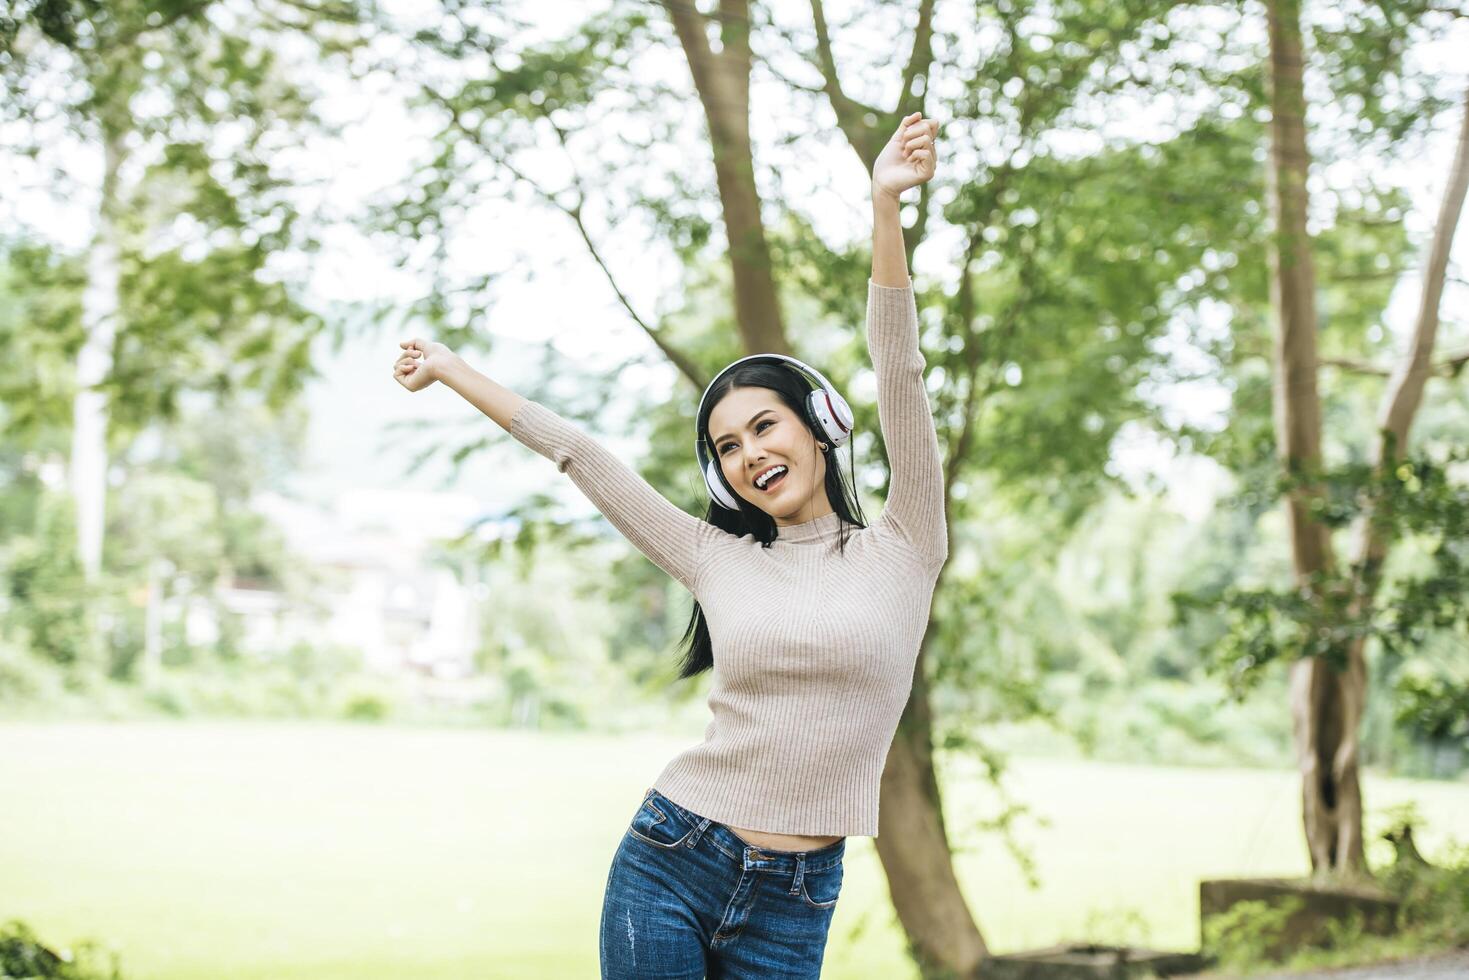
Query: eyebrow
712 409 776 447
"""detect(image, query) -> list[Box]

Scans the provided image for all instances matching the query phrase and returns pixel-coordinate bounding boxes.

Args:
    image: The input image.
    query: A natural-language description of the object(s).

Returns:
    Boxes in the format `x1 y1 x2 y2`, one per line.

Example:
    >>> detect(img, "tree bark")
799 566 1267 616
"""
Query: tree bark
1288 653 1367 876
661 0 789 355
1264 0 1367 878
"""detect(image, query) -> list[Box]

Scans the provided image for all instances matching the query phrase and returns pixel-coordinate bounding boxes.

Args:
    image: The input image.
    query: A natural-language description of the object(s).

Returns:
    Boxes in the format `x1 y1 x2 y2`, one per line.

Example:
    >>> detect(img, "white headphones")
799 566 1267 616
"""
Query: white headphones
694 353 855 511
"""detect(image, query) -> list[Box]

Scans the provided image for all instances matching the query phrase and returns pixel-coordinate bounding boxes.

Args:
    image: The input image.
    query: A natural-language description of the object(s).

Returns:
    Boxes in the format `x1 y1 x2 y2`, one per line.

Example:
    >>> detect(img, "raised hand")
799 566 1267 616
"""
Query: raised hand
393 337 455 393
872 111 940 200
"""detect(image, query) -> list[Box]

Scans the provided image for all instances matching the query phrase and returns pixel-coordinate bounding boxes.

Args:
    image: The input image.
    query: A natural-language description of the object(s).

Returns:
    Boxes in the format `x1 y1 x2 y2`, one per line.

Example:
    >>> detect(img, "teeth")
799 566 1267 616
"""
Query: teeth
755 465 787 489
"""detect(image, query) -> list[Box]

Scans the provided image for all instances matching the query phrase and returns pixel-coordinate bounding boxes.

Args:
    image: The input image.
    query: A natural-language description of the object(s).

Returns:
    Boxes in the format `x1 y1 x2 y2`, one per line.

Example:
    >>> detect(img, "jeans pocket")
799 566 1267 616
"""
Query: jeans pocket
627 793 695 849
798 862 844 910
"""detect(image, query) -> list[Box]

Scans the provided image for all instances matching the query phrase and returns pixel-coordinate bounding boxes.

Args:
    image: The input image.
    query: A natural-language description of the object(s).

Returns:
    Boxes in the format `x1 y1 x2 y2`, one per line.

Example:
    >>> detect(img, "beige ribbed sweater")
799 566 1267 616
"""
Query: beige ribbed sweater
508 278 947 837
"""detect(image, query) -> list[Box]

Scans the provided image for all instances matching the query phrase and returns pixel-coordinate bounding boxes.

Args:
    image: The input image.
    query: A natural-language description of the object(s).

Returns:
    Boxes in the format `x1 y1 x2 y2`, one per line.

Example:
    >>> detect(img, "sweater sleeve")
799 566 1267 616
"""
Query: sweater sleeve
508 399 717 593
867 277 948 565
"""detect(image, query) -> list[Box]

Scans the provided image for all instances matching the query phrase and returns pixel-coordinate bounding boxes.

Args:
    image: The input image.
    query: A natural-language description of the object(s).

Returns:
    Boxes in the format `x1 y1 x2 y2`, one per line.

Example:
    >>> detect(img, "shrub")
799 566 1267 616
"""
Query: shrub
342 693 390 722
0 641 50 701
0 920 122 979
1201 896 1304 969
0 496 96 670
1384 839 1469 947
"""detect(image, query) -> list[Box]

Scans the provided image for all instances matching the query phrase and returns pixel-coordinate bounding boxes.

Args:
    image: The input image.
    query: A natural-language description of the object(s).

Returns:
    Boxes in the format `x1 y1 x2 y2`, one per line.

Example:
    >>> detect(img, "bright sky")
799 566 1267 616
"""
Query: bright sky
4 1 1466 529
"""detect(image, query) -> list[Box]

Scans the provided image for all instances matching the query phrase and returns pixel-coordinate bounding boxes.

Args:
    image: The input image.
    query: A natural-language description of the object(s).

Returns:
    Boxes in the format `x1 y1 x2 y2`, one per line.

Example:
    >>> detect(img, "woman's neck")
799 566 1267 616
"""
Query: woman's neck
773 510 845 544
773 496 835 528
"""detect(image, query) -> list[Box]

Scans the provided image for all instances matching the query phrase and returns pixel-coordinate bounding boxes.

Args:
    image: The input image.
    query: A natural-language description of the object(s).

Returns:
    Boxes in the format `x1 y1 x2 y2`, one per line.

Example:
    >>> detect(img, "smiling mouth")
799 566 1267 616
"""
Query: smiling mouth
754 466 788 492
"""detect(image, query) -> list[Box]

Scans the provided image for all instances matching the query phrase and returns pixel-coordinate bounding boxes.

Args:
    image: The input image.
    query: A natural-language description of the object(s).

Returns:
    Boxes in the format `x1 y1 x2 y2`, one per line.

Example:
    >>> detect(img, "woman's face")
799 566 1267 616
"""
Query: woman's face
707 386 834 526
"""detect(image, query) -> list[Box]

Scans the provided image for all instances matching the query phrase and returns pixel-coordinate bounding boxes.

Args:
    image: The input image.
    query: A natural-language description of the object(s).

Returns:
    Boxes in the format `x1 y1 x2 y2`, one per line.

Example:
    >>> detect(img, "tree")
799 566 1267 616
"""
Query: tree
1236 0 1466 878
1166 0 1468 880
380 1 1293 974
0 0 371 596
0 233 307 679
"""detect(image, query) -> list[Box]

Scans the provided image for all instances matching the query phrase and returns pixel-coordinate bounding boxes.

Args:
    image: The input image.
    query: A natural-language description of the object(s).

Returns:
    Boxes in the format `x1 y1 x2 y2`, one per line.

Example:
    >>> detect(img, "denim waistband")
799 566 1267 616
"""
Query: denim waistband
645 787 845 873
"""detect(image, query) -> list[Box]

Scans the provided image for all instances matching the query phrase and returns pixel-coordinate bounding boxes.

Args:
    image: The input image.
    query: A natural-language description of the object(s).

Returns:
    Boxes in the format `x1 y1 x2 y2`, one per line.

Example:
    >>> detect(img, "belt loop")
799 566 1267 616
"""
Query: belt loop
789 853 806 897
685 816 712 849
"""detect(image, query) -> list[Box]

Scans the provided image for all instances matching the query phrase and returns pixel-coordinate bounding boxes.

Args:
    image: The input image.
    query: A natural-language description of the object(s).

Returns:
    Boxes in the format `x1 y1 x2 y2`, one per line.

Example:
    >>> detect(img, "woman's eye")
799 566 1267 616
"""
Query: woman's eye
718 419 773 455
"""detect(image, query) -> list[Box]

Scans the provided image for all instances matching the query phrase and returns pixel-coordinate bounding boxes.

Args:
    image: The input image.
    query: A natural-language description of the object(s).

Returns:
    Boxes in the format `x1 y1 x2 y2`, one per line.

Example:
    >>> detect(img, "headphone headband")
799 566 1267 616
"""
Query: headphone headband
696 353 840 425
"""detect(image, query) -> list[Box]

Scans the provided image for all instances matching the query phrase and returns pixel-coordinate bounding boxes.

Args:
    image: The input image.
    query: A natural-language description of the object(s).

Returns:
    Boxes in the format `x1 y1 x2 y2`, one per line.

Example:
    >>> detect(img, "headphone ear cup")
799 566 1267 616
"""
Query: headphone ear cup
831 392 855 435
808 389 854 448
704 458 741 511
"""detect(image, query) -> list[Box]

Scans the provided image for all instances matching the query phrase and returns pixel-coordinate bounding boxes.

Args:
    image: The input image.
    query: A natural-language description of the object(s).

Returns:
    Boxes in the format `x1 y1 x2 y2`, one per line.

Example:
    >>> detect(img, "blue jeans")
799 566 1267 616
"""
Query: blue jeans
599 787 846 979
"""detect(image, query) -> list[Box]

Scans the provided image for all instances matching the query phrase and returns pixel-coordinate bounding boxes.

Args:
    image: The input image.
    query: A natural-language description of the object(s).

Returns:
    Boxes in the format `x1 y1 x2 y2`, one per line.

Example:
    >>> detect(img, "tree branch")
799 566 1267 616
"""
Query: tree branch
897 0 937 114
1239 343 1469 379
660 0 727 124
1352 81 1469 593
424 88 708 391
751 48 827 95
807 0 884 155
271 0 362 25
102 0 214 50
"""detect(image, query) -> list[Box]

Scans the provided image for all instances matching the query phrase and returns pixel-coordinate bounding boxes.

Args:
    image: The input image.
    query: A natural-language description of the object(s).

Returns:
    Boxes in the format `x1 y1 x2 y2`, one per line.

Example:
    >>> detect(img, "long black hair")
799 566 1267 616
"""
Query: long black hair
675 361 868 679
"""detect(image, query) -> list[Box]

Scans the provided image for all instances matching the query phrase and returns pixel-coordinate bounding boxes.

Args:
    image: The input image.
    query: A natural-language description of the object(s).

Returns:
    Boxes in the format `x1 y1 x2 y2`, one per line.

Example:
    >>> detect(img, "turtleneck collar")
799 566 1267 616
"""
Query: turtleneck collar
773 510 847 545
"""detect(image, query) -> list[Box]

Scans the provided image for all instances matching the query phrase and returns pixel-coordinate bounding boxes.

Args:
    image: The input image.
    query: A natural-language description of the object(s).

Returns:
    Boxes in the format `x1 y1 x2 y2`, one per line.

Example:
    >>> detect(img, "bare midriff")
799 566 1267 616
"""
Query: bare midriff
725 825 844 852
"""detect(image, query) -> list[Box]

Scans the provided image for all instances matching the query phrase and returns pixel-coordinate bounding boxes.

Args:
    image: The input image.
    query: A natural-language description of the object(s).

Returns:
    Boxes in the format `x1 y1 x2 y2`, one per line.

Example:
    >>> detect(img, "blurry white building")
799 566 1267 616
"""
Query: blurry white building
206 488 511 678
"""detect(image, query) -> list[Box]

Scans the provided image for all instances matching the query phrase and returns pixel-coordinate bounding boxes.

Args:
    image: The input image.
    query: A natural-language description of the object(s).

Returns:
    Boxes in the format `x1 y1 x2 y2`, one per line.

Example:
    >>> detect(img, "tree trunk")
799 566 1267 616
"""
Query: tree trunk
1287 653 1367 876
1264 0 1366 878
878 609 990 979
71 124 127 582
661 0 788 355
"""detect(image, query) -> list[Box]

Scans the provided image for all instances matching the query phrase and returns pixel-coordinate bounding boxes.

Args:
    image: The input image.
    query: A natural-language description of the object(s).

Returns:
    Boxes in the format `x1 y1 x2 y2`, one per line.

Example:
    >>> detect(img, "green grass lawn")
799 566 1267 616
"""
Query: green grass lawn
2 722 1467 979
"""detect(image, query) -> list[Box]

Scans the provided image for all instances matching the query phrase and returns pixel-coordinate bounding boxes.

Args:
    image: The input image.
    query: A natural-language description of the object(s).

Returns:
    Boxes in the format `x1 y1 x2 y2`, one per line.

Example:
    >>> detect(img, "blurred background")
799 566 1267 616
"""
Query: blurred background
1 1 1467 978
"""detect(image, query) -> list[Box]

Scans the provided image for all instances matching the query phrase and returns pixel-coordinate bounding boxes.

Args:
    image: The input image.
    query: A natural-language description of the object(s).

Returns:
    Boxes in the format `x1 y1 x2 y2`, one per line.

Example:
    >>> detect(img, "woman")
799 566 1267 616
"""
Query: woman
393 111 945 979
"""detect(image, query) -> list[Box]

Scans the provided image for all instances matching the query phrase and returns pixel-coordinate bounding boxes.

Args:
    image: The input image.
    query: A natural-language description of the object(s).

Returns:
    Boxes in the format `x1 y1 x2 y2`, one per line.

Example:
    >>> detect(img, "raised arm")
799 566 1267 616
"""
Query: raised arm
394 339 718 593
868 112 948 565
505 399 719 592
